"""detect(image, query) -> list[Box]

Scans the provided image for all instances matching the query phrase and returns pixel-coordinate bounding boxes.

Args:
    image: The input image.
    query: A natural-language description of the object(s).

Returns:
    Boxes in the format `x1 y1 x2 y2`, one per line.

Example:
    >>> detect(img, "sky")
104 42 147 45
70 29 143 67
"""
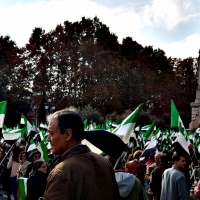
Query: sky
1 0 200 59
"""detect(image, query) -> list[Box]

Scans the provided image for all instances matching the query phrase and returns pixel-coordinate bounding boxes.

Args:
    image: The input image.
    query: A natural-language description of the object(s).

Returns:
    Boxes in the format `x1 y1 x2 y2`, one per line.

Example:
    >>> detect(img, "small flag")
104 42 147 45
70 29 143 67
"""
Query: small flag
0 101 7 136
143 120 156 140
20 114 32 139
18 177 27 200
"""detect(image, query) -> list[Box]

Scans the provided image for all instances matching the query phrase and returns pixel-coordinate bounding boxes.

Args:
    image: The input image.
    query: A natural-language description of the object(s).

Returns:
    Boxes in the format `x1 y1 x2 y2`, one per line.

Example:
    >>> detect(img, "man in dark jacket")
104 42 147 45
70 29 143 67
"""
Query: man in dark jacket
149 153 172 200
44 107 120 200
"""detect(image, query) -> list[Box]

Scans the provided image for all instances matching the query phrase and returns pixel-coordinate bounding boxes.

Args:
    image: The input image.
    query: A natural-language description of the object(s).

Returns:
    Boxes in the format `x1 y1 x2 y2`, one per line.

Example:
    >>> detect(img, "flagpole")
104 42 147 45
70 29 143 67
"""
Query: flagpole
0 142 16 166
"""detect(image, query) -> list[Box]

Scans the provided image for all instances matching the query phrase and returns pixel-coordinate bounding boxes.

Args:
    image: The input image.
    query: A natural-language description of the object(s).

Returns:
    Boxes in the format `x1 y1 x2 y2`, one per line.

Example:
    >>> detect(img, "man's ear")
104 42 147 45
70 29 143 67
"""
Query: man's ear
65 129 72 141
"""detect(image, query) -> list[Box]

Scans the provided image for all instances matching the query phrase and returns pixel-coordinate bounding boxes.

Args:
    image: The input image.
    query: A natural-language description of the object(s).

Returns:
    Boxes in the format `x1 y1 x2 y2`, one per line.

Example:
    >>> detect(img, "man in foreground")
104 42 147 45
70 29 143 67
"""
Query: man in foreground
160 153 189 200
44 107 120 200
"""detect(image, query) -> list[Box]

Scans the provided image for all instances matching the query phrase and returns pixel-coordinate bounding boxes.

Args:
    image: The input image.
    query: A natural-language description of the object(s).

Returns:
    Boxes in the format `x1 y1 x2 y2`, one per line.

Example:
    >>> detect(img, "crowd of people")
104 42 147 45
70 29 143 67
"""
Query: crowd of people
0 107 200 200
0 143 48 200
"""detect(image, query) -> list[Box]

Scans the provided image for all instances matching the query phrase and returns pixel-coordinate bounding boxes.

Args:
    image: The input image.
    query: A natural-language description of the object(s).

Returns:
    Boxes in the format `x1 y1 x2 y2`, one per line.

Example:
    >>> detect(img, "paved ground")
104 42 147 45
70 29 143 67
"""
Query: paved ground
0 184 14 200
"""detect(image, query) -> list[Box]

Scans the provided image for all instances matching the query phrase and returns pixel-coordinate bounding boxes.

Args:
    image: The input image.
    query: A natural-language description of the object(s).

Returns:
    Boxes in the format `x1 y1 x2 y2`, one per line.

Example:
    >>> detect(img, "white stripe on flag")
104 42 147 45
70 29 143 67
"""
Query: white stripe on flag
0 114 5 128
3 133 21 140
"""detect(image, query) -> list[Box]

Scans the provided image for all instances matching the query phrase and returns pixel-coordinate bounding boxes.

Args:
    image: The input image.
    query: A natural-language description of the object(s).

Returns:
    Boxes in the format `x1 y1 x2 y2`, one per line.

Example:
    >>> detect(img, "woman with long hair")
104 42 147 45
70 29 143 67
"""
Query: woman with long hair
26 160 47 200
7 145 21 200
18 151 30 178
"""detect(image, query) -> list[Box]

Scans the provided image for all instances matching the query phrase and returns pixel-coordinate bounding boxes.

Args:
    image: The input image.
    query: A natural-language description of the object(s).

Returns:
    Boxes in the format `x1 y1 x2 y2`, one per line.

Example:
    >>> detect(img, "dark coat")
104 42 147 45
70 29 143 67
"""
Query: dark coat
149 163 172 199
25 162 33 178
26 171 47 200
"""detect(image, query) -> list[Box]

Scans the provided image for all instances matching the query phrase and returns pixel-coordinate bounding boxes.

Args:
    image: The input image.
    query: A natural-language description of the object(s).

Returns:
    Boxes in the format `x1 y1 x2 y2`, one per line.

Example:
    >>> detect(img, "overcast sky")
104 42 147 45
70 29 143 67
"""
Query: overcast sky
1 0 200 59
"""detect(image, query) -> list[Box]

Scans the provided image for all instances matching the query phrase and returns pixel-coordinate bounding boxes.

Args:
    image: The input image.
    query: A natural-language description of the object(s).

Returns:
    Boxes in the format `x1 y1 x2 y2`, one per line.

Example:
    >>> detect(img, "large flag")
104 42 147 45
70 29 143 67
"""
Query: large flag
0 101 7 135
171 99 190 155
18 177 27 200
113 103 143 144
171 99 188 139
3 129 22 140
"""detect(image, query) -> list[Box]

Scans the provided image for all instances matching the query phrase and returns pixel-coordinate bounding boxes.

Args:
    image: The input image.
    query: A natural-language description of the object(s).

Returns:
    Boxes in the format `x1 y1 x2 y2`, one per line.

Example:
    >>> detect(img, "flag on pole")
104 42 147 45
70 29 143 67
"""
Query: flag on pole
140 139 157 158
0 101 7 135
3 129 21 140
143 120 156 140
27 139 36 152
37 140 49 162
173 132 190 155
171 99 190 155
170 99 188 139
113 103 143 144
18 177 27 200
20 114 32 139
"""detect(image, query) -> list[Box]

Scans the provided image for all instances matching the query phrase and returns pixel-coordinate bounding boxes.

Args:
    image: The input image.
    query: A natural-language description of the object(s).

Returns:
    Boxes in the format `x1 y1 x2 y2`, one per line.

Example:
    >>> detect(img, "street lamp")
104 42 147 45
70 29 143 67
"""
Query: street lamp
44 97 56 115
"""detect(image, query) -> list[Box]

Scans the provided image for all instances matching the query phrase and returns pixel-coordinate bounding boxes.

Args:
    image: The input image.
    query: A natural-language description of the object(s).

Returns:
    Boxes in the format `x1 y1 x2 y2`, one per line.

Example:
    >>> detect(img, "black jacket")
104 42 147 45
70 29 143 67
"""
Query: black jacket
26 171 47 200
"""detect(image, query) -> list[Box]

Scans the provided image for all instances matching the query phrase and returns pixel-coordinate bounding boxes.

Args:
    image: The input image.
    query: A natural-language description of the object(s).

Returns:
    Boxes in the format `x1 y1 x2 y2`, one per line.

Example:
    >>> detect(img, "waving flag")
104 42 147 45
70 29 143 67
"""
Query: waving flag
171 99 190 155
113 103 143 144
143 120 156 140
3 129 21 140
37 140 49 162
0 101 7 136
20 114 32 139
18 177 27 200
171 99 188 139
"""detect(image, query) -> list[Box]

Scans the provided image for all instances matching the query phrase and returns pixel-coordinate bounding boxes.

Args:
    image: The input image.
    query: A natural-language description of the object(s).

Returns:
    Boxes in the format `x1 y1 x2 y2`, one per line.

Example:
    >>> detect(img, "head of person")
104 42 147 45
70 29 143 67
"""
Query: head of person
47 107 84 155
31 151 41 162
12 145 22 162
172 153 186 169
132 150 142 160
154 153 161 165
20 151 29 162
30 159 47 175
160 153 169 164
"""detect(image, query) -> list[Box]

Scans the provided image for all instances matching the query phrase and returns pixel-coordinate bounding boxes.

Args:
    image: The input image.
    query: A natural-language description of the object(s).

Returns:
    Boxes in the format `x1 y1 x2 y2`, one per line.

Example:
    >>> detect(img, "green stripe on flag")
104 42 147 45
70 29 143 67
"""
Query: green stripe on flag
113 103 143 144
143 120 156 140
0 101 7 128
18 177 27 200
37 141 49 162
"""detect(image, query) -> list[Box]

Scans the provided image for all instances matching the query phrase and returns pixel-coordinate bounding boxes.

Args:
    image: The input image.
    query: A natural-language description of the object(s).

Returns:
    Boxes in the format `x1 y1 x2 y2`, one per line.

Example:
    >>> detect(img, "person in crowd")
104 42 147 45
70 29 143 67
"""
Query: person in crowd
26 159 48 200
145 151 156 166
173 150 193 192
44 107 120 200
190 159 200 183
18 151 30 178
193 177 200 199
125 150 146 186
1 147 12 200
145 153 161 200
7 145 22 200
149 153 172 200
25 151 41 178
115 171 147 200
0 149 6 196
160 153 189 200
